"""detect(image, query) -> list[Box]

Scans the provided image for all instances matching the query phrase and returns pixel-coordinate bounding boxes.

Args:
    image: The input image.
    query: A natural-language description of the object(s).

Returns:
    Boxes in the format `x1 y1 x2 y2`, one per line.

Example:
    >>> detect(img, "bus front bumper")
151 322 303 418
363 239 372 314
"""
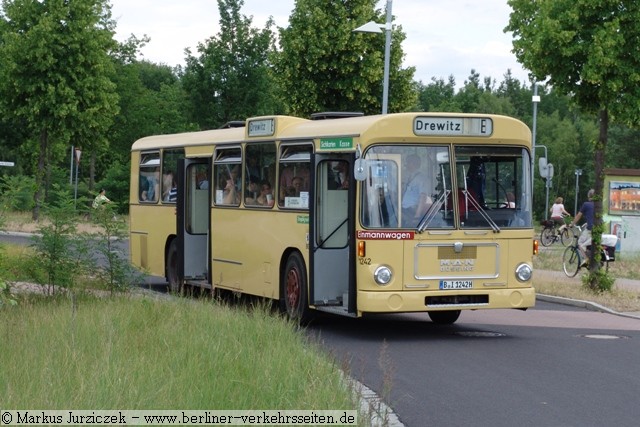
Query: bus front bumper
357 287 535 314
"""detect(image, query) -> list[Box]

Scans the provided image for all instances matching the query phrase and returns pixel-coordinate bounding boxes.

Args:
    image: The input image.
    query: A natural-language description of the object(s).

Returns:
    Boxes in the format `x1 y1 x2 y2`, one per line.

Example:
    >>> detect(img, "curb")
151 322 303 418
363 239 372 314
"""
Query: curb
536 293 640 320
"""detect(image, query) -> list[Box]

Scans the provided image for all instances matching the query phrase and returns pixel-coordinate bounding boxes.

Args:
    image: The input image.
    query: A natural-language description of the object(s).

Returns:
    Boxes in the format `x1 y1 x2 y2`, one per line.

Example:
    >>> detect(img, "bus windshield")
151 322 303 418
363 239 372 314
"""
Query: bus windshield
361 145 532 230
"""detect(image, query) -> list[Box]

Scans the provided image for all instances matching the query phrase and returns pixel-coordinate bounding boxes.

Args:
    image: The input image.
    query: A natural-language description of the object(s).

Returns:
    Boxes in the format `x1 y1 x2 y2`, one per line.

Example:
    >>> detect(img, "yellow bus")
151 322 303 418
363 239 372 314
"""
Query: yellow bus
129 112 536 324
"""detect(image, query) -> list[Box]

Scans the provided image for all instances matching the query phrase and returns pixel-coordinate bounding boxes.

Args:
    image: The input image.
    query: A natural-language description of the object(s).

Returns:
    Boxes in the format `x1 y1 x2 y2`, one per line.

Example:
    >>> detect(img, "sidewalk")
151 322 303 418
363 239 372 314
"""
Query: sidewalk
535 269 640 319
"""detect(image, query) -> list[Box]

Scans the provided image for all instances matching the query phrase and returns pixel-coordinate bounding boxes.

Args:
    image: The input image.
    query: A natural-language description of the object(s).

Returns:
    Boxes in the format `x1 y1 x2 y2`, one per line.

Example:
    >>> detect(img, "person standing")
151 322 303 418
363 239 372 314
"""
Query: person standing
570 189 595 266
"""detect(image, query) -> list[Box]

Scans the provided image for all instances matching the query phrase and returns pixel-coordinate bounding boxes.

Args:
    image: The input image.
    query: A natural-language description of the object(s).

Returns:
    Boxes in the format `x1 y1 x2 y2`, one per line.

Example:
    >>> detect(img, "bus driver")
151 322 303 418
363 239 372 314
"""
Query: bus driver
401 156 432 227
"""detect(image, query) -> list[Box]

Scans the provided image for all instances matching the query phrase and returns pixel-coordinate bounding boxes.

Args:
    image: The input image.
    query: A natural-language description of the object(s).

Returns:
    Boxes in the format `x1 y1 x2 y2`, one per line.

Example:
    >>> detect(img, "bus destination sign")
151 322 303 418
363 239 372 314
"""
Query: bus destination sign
413 117 493 137
248 118 275 137
319 137 353 150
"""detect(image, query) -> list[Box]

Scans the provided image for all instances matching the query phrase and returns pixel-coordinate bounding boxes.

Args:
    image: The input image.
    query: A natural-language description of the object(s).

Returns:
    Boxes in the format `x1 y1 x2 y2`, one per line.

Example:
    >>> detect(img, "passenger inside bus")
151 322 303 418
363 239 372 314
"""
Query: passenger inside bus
162 170 174 201
256 181 274 206
196 171 209 189
466 157 486 208
141 168 160 202
223 176 239 204
291 176 304 195
504 192 516 208
329 161 349 189
245 175 260 204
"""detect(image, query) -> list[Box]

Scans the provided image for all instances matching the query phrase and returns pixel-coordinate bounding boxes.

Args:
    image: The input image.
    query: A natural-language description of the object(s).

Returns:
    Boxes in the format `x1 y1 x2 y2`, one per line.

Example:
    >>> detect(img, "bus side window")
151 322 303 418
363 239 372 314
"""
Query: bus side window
277 143 312 209
245 142 276 207
139 152 160 203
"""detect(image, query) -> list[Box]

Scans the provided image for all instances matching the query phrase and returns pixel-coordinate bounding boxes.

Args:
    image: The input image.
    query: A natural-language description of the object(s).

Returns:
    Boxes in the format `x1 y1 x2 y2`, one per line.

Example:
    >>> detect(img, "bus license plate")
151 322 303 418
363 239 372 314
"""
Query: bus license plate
439 280 473 290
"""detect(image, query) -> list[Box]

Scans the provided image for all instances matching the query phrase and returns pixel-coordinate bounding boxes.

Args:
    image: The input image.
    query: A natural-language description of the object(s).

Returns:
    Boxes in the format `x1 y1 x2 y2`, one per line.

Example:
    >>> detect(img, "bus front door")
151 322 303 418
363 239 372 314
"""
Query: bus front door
310 155 355 315
176 158 211 290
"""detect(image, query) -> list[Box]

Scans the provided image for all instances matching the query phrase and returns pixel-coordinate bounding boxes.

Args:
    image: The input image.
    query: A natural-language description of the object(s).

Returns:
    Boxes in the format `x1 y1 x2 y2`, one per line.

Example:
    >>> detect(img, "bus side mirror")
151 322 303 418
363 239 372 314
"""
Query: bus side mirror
354 158 368 181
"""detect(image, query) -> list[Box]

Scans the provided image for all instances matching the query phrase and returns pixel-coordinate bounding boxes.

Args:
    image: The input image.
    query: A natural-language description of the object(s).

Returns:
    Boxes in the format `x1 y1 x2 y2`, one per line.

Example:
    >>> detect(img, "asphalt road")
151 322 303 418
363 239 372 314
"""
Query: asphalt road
306 303 640 427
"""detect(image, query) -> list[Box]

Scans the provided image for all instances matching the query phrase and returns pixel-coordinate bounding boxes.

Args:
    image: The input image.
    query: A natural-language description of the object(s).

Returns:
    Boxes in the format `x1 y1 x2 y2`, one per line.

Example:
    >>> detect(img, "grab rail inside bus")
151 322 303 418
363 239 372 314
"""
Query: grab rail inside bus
316 217 349 250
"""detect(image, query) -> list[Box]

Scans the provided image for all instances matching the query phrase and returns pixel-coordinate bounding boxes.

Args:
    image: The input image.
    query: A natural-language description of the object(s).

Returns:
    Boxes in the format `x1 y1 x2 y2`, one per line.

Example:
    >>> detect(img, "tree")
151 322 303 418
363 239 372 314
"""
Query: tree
506 0 640 290
417 76 460 112
182 0 282 129
276 0 416 117
0 0 119 220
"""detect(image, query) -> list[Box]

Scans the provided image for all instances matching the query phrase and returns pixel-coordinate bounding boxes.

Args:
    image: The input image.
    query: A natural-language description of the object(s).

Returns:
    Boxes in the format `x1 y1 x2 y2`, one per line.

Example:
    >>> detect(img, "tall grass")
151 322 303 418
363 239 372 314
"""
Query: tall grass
1 296 358 411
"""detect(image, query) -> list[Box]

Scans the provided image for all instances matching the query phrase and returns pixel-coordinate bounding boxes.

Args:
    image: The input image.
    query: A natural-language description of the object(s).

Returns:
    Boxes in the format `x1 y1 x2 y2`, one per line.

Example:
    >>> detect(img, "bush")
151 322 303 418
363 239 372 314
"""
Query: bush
0 174 36 211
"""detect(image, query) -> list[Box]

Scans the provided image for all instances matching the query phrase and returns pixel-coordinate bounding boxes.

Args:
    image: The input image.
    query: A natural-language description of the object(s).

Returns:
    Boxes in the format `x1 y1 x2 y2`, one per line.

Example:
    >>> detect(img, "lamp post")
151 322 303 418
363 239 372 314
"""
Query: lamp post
353 0 392 114
574 169 582 214
531 83 540 200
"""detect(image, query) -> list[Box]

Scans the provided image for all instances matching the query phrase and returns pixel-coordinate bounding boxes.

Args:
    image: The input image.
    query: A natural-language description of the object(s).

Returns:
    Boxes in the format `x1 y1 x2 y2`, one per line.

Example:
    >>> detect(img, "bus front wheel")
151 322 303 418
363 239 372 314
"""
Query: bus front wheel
428 310 461 325
166 240 182 294
282 252 311 324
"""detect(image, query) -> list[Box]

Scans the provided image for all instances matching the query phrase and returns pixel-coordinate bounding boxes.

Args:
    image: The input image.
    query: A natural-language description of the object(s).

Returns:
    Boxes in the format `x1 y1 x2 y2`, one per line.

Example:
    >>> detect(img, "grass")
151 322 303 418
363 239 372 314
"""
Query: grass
534 243 640 312
0 295 360 411
1 210 120 234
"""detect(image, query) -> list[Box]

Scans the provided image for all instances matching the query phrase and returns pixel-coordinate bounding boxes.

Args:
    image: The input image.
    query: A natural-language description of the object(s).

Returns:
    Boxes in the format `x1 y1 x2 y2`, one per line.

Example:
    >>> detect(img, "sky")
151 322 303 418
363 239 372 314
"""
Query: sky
110 0 531 88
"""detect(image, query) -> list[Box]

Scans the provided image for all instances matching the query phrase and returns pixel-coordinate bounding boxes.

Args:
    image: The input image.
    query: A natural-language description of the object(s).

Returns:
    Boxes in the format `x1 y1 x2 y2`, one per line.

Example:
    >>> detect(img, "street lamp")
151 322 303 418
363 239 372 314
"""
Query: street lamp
531 83 540 198
353 0 392 114
574 169 582 214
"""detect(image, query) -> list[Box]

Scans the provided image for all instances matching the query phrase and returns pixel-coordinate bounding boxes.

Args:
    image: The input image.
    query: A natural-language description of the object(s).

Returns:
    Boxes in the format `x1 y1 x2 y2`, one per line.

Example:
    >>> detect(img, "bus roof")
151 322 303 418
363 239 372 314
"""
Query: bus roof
131 112 531 152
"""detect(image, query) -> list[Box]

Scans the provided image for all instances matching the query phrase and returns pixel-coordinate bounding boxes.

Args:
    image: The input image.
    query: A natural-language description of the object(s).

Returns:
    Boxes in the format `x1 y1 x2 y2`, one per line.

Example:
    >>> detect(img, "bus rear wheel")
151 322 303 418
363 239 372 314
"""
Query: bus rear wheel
282 252 311 324
428 310 461 325
166 240 182 294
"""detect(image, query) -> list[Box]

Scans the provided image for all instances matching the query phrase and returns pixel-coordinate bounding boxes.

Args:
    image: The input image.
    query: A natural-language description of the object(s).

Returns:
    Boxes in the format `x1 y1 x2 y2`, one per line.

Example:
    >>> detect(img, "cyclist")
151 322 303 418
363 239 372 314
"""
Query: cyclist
570 189 595 266
550 196 571 234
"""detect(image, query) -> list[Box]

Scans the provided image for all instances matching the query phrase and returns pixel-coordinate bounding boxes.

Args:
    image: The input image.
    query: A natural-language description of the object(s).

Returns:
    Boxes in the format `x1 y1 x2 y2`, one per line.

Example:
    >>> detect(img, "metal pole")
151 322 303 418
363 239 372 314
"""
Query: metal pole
574 169 582 214
70 145 74 186
545 169 550 220
381 0 392 114
74 158 79 209
531 84 539 198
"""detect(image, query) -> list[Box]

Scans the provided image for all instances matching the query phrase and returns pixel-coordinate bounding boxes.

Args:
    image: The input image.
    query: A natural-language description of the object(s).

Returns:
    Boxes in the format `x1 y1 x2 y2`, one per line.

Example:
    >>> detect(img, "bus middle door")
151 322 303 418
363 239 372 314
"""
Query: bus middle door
310 155 355 315
176 158 211 289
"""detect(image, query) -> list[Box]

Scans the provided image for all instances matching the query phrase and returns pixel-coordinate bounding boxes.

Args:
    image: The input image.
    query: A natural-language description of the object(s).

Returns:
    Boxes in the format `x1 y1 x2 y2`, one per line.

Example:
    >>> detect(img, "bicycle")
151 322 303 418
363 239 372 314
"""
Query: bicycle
540 216 571 247
562 224 617 277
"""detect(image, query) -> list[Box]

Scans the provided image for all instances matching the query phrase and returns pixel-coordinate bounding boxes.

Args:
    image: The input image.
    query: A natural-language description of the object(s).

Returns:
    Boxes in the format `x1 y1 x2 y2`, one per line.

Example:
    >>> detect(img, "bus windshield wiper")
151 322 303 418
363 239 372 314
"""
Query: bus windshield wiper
462 190 500 232
417 189 450 233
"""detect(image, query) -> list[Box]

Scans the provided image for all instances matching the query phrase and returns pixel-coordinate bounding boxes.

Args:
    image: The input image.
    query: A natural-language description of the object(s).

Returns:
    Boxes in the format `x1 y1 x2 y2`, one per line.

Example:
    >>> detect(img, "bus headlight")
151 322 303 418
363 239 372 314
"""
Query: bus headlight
374 266 393 286
515 263 533 282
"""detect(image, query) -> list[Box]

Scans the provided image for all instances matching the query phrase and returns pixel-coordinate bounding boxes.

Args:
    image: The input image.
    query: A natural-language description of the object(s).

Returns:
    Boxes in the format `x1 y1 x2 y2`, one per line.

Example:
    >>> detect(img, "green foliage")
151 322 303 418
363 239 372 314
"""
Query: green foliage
276 0 416 116
182 0 282 128
90 205 143 294
108 60 195 164
0 174 36 211
0 0 120 219
95 160 130 214
28 185 90 294
0 278 17 309
507 0 640 123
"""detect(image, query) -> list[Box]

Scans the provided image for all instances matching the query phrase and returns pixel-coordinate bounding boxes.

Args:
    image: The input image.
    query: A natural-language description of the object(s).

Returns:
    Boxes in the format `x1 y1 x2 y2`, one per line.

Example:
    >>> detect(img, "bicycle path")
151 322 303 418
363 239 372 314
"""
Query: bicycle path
535 268 640 319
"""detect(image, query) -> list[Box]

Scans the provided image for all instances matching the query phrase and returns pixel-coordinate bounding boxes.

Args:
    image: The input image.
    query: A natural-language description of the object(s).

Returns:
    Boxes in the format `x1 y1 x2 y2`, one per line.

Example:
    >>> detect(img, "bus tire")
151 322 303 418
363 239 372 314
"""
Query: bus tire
166 239 182 294
428 310 461 325
282 252 311 324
